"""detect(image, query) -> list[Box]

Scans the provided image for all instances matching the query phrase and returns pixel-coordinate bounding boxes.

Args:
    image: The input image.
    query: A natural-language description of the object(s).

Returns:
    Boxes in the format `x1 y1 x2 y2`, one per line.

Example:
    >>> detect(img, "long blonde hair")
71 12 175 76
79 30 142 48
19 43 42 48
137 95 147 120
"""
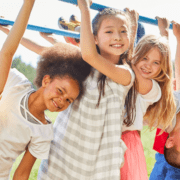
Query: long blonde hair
133 34 176 130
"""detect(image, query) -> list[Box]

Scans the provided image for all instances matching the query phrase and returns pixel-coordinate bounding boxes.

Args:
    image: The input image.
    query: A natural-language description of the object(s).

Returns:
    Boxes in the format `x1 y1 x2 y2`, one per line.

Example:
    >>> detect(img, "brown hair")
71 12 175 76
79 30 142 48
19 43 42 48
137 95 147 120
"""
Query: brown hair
34 42 91 99
164 143 180 169
133 34 176 130
92 8 136 126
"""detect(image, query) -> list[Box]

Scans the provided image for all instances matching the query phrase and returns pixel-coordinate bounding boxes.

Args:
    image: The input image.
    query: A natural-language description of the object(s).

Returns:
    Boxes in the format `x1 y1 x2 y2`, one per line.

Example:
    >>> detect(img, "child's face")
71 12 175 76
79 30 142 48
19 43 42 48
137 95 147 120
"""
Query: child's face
135 48 161 79
94 15 130 61
43 75 80 112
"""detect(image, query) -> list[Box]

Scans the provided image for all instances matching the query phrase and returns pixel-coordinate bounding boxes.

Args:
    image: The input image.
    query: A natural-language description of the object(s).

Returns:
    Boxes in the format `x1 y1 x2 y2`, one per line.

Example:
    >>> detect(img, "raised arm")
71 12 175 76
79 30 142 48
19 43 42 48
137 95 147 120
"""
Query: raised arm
78 0 132 86
39 32 60 45
156 17 170 39
125 8 139 60
0 25 46 55
0 0 35 94
173 21 180 91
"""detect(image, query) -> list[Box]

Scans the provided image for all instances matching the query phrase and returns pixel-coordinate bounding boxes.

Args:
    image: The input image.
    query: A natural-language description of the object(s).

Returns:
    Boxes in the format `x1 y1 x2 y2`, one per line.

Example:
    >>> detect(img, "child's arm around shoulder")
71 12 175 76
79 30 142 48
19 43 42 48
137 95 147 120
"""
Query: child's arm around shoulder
13 149 36 180
0 0 35 95
78 0 132 86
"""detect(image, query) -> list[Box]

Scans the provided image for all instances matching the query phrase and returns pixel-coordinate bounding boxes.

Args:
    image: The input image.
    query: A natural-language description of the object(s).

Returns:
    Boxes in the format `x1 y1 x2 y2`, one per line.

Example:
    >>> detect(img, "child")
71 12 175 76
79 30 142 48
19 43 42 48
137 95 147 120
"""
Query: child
78 1 175 179
120 17 175 180
0 1 91 179
38 4 138 180
150 21 180 180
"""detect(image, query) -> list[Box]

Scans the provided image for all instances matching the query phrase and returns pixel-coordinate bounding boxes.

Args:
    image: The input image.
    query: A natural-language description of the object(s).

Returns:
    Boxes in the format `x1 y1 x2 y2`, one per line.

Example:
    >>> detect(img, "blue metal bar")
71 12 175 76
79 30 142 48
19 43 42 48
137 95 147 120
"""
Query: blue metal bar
0 18 80 39
58 0 173 29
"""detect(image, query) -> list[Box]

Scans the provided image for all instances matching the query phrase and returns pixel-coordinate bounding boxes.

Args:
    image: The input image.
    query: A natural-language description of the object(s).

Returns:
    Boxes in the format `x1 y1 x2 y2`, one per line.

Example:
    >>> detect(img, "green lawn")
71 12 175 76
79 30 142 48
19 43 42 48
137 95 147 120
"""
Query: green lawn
10 111 156 180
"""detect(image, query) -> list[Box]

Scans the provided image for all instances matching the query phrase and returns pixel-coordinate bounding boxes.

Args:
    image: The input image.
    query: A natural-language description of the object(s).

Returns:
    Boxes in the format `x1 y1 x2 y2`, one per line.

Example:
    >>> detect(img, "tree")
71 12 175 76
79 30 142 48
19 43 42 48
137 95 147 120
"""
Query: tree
11 56 36 88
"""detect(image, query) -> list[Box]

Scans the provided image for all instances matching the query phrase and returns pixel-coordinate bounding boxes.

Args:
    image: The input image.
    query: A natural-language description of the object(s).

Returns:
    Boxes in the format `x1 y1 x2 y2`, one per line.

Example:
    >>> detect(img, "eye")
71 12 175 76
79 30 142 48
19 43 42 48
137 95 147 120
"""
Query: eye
106 31 112 33
143 57 147 60
121 30 127 33
58 89 62 93
154 61 160 65
66 99 71 104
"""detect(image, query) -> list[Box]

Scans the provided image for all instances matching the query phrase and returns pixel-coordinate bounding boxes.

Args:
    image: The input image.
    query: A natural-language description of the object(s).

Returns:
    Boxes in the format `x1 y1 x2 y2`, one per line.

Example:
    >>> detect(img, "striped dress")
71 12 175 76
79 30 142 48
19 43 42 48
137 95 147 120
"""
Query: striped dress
38 66 135 180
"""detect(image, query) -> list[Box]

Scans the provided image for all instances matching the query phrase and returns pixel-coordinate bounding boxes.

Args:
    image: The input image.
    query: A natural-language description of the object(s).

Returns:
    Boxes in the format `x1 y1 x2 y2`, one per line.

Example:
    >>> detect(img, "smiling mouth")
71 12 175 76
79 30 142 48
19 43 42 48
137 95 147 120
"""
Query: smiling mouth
52 100 61 109
141 68 151 74
110 44 123 48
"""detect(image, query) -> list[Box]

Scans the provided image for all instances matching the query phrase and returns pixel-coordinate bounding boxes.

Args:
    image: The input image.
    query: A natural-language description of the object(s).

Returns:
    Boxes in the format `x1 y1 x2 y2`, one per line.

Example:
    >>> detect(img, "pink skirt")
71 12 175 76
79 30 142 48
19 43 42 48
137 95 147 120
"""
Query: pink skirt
120 131 148 180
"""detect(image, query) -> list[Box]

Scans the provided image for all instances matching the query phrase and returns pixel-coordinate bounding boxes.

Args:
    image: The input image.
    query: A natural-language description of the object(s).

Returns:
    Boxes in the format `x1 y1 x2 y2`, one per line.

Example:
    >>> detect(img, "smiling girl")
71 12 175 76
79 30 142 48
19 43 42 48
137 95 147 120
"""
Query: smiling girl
0 1 90 179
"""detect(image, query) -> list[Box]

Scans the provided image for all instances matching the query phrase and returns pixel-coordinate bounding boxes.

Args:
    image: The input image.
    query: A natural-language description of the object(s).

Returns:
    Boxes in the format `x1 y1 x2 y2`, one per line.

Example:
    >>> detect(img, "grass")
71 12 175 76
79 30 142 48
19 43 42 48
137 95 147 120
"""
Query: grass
10 111 156 180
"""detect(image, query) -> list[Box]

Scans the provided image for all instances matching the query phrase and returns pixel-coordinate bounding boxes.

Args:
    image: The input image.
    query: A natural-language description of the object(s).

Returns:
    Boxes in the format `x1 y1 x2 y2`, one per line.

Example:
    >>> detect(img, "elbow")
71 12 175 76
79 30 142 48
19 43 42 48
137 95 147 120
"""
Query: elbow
81 50 97 64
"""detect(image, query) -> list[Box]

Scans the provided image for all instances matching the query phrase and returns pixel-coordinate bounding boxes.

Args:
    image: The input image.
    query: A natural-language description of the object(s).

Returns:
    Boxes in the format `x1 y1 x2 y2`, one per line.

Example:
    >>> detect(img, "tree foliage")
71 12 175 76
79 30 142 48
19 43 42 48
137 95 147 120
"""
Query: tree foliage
11 56 36 88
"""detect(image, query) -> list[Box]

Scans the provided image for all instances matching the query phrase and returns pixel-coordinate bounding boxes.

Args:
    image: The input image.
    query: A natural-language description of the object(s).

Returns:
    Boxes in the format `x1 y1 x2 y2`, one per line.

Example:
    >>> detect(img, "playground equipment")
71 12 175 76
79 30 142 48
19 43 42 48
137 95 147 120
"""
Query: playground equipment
0 0 173 39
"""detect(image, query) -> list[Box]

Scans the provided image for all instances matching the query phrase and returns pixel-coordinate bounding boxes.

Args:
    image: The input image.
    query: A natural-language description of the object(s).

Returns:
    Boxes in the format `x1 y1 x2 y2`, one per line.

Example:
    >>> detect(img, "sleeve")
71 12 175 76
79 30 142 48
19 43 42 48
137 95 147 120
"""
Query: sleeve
28 125 54 159
123 80 161 131
140 79 161 115
2 68 30 95
117 65 135 89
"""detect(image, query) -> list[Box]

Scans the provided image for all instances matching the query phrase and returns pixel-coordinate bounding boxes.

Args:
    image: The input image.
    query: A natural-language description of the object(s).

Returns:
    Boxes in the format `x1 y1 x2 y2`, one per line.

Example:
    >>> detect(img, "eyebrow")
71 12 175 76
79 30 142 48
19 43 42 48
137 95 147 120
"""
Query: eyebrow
104 25 127 29
145 55 161 62
62 87 74 101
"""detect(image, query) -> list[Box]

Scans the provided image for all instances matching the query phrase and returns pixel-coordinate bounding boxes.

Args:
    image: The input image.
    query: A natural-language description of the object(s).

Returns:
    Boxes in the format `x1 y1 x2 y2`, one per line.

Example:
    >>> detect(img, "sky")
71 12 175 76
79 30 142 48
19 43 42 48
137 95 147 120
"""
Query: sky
0 0 180 68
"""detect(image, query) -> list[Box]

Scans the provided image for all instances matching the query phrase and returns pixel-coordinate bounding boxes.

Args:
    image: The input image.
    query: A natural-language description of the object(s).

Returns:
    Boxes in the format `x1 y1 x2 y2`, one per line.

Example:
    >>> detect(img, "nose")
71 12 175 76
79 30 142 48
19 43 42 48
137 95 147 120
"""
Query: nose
114 32 122 41
59 94 68 104
144 62 151 69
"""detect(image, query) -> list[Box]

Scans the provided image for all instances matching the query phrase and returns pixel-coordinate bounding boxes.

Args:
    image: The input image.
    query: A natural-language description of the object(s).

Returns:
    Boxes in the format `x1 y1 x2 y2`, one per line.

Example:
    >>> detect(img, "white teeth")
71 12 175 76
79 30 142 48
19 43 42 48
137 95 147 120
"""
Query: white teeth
53 100 58 108
142 69 150 73
112 44 122 47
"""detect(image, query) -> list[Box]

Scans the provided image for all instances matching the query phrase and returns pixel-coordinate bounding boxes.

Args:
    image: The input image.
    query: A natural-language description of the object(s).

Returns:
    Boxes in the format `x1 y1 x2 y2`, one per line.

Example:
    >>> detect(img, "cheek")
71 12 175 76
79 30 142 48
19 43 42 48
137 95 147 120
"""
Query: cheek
155 66 161 74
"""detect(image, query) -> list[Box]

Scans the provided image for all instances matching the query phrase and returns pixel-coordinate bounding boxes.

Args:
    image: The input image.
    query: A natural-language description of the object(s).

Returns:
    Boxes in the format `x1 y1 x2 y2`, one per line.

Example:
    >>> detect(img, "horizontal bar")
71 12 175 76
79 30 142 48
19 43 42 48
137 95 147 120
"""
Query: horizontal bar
58 0 173 29
0 18 80 39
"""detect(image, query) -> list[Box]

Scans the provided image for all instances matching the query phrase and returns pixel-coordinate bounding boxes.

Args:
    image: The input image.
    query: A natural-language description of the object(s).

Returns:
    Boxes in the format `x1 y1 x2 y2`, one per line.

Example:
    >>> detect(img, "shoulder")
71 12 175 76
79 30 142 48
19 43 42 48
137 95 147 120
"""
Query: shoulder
7 68 30 87
140 79 161 102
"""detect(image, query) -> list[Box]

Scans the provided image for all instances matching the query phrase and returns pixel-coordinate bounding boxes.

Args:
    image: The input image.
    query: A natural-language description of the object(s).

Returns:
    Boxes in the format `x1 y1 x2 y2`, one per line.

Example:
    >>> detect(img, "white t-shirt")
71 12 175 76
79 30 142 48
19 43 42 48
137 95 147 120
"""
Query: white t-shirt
0 69 53 179
122 79 161 131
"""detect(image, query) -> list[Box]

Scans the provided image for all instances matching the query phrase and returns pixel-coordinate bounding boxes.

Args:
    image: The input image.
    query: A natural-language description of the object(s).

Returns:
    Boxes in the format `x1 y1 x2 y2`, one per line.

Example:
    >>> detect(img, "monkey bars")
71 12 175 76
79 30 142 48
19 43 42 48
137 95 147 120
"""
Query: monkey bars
0 0 173 39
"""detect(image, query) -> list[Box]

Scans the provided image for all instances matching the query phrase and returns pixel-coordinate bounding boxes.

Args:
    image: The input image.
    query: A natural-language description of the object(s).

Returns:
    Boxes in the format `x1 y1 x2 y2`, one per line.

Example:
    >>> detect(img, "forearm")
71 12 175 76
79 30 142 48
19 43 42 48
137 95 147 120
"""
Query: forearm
20 37 45 55
13 149 36 180
0 0 35 94
175 40 180 90
0 26 10 35
40 33 59 45
80 8 98 60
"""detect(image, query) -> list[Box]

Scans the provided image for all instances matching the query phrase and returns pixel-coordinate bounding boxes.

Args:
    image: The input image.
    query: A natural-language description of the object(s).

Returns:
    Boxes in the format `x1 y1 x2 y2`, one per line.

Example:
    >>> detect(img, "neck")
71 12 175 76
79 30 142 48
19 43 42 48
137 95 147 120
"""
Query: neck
28 88 47 121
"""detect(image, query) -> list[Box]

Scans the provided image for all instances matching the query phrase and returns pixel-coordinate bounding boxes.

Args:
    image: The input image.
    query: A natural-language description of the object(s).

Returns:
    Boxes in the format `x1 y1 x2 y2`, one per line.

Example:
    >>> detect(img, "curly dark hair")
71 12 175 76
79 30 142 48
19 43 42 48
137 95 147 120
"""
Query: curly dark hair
34 42 91 99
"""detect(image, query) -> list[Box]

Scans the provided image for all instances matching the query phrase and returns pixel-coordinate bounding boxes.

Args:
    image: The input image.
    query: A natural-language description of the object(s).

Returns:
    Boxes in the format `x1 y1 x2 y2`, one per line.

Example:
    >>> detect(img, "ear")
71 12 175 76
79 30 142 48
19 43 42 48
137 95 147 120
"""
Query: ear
94 35 98 45
42 75 51 88
165 137 175 149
